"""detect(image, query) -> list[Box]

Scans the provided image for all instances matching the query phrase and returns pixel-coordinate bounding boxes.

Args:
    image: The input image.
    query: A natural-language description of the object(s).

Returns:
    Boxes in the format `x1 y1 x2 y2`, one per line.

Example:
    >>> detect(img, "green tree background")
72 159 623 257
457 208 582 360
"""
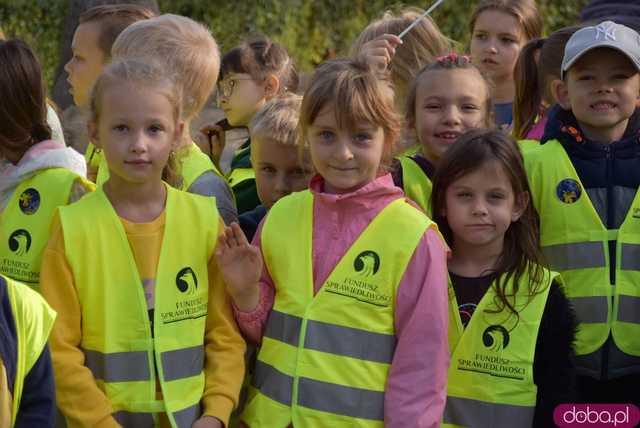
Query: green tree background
0 0 589 89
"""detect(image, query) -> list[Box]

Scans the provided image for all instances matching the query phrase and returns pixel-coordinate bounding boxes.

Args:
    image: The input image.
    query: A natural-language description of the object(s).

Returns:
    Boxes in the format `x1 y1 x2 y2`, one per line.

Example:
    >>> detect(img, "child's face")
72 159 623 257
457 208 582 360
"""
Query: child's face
251 136 313 209
556 48 640 143
470 9 524 82
413 69 488 163
219 73 267 127
444 160 525 251
89 82 182 186
308 105 386 194
65 22 107 107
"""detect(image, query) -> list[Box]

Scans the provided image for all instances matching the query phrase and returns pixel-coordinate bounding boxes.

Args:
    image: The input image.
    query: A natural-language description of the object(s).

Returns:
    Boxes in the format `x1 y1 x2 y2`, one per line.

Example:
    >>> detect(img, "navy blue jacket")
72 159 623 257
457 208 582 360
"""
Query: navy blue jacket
0 277 55 427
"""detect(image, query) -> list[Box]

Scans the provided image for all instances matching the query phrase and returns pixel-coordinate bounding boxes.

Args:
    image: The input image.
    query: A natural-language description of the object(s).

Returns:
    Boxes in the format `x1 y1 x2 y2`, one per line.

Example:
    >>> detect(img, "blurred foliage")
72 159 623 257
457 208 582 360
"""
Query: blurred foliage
0 0 589 89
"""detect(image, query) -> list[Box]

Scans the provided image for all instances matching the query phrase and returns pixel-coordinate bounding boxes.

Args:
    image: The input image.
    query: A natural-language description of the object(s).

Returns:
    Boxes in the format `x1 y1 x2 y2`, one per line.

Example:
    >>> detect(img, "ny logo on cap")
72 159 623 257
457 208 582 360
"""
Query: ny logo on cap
595 22 616 41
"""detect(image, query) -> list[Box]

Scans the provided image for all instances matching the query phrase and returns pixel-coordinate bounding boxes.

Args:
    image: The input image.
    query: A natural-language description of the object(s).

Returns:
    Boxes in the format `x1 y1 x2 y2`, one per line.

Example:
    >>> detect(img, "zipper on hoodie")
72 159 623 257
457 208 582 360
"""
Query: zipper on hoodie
602 143 614 381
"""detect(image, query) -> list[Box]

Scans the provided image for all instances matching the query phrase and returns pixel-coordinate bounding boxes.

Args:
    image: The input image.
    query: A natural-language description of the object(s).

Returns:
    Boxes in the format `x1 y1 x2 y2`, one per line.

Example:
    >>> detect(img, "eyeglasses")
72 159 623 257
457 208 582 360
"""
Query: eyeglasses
217 77 254 98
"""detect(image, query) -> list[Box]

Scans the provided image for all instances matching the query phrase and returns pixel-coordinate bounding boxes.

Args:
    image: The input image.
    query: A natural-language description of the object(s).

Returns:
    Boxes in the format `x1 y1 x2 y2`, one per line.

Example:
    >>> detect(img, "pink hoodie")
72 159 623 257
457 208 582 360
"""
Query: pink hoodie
235 173 449 428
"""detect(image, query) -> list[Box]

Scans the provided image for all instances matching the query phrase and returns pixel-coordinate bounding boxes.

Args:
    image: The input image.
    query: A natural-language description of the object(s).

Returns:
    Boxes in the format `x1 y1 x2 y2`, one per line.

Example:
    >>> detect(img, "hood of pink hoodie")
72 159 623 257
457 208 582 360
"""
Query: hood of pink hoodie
307 173 406 288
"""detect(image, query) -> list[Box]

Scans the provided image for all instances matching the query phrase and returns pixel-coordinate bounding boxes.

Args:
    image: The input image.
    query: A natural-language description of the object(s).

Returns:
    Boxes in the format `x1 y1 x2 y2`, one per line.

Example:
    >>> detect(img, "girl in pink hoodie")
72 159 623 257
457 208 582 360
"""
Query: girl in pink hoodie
216 58 449 428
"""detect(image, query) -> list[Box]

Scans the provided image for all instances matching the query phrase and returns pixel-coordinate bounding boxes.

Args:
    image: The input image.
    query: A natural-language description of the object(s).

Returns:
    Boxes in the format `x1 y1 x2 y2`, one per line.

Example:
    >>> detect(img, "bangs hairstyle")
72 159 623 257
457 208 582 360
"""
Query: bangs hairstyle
298 59 401 169
470 0 543 42
351 7 452 108
89 59 183 188
220 36 298 93
405 53 495 129
513 25 581 139
112 14 220 121
431 129 548 318
250 93 302 147
79 4 157 59
0 39 51 162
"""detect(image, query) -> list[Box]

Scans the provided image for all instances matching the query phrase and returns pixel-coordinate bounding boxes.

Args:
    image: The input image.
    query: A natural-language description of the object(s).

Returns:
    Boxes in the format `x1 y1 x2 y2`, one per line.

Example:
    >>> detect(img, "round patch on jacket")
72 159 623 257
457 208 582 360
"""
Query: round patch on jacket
556 179 582 204
18 188 40 214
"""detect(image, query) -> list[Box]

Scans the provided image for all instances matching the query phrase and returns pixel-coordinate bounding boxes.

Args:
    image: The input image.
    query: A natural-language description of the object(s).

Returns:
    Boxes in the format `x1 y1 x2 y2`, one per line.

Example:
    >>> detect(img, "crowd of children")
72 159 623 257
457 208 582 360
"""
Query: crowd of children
0 0 639 427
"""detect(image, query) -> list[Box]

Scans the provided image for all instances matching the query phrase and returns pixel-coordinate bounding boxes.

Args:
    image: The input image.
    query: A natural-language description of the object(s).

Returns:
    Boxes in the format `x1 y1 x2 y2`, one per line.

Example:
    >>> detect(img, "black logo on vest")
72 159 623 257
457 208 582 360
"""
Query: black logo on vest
454 324 525 381
19 188 40 215
161 267 207 324
483 325 510 351
556 179 582 204
176 267 198 294
9 229 32 256
354 251 380 276
324 250 390 307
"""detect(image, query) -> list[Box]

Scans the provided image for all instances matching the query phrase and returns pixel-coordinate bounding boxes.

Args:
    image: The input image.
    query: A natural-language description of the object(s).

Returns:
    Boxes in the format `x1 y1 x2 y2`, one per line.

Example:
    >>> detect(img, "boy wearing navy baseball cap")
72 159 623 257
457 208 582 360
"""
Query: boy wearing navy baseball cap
524 20 640 406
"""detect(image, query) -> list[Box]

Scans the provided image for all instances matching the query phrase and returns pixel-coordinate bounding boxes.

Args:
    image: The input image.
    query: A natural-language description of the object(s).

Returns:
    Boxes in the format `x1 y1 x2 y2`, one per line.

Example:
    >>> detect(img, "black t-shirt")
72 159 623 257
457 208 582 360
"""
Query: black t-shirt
449 271 495 328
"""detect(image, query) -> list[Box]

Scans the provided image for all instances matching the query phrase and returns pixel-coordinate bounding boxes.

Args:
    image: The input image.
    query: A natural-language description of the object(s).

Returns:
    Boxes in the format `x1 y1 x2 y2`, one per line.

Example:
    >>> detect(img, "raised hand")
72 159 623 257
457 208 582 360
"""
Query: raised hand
357 33 403 72
215 222 263 311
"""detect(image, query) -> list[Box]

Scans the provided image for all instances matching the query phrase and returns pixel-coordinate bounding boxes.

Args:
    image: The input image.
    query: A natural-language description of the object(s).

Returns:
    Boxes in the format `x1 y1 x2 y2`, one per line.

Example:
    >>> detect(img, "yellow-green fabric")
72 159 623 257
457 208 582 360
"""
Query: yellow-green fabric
242 190 433 427
398 156 432 216
177 143 224 189
5 275 56 427
0 168 81 289
58 186 218 428
442 268 557 428
525 139 640 357
517 139 540 154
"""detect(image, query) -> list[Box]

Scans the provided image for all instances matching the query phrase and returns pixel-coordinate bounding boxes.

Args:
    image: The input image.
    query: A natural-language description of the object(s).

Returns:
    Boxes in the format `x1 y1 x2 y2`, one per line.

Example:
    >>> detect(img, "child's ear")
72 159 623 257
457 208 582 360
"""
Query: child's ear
88 121 100 148
551 79 571 110
264 74 280 98
511 191 530 222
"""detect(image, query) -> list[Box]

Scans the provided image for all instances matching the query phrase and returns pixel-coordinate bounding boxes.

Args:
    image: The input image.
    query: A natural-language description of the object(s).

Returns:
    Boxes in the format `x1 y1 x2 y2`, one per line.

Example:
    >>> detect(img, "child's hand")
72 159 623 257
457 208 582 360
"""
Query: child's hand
215 222 263 312
198 122 226 165
357 33 402 72
191 415 223 428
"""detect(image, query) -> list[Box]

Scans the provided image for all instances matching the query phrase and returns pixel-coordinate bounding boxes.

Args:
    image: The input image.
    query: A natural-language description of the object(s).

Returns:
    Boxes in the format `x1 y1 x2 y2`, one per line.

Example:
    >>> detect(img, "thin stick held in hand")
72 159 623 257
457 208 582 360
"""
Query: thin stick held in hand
398 0 445 39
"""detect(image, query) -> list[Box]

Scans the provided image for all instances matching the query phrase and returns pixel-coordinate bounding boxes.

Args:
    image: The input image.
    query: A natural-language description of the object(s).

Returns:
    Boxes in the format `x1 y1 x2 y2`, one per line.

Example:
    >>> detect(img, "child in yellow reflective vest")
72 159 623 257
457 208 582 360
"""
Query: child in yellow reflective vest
431 129 576 427
217 58 450 428
0 39 92 291
41 59 245 428
391 54 494 215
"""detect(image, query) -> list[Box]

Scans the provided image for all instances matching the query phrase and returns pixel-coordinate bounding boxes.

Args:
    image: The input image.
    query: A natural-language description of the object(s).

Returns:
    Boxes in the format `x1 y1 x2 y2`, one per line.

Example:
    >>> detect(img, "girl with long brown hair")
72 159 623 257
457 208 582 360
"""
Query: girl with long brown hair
431 129 576 427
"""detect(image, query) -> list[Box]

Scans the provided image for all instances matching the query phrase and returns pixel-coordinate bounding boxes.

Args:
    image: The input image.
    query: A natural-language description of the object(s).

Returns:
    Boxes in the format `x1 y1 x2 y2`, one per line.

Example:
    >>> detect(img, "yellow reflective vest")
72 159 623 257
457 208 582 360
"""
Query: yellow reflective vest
525 139 640 358
398 156 432 216
95 143 225 190
242 190 434 427
0 168 92 289
443 268 557 427
3 274 56 427
58 186 218 428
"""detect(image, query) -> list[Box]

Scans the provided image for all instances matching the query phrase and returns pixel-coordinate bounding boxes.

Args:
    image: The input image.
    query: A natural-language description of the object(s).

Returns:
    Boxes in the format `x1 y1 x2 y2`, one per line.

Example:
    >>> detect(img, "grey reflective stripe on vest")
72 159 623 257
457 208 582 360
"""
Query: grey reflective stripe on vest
173 403 201 428
542 241 606 271
570 296 609 324
83 349 150 382
620 243 640 270
113 410 154 427
298 377 385 421
264 310 302 346
443 396 534 428
265 310 396 363
253 360 293 405
304 319 396 364
253 360 385 420
618 295 640 324
161 345 204 381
